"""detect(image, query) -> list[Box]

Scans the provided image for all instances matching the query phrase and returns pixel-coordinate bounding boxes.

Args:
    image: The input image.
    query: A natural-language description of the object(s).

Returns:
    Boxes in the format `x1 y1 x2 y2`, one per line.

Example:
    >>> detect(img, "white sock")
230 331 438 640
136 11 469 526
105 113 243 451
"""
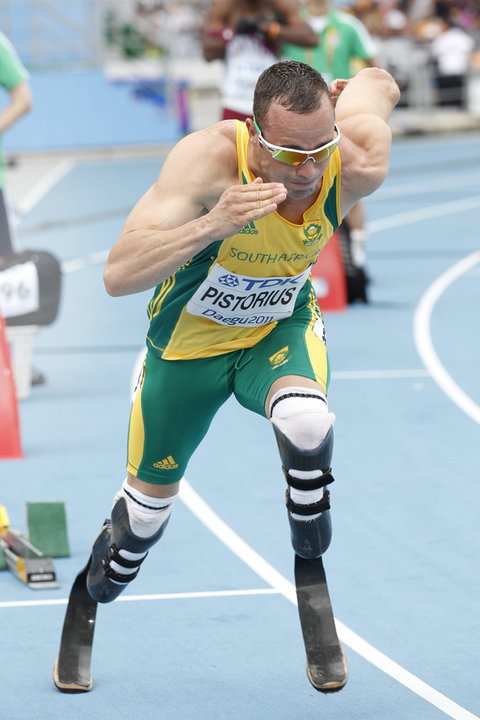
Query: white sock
113 478 177 539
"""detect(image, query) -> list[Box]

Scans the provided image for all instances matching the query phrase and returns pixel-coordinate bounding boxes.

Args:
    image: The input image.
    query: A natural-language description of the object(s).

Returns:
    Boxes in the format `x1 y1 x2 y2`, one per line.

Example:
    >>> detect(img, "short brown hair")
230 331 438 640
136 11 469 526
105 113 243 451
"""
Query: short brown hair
253 61 332 130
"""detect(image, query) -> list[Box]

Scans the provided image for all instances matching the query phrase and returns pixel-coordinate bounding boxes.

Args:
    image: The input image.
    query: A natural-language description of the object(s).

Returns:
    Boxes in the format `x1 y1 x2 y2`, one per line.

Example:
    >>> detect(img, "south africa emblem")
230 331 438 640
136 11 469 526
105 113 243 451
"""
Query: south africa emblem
303 223 323 246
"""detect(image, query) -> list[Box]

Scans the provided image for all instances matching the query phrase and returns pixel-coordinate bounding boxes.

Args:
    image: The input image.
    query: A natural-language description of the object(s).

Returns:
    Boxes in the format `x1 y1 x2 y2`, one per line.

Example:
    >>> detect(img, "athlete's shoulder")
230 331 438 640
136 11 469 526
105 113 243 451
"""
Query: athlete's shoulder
160 120 240 207
169 120 238 164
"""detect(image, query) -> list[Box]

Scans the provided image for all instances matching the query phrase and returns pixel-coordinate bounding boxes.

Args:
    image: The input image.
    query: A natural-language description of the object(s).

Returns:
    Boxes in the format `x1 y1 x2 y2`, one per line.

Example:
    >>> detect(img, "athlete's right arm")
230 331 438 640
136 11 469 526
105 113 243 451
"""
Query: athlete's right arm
103 124 287 297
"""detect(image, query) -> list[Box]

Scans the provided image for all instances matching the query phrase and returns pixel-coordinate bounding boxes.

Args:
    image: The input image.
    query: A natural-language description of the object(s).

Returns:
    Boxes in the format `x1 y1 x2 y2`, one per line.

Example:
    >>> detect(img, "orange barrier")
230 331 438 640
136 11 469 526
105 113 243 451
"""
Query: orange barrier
310 231 347 312
0 314 23 459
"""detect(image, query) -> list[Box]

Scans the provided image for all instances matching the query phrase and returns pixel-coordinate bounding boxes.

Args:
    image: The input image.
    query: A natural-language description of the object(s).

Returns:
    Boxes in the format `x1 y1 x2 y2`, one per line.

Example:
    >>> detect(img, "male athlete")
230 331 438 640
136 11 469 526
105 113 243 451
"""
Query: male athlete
55 61 399 694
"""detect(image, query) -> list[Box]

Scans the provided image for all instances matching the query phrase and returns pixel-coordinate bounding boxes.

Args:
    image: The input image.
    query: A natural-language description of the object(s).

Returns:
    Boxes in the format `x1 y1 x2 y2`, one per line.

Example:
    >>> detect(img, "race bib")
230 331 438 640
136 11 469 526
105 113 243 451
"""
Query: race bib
0 261 39 318
186 264 311 327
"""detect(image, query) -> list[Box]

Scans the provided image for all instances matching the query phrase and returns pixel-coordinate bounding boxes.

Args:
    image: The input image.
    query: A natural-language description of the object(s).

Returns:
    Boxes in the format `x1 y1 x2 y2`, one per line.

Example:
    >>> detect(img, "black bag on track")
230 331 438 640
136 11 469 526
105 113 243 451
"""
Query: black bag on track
0 249 62 326
337 222 369 304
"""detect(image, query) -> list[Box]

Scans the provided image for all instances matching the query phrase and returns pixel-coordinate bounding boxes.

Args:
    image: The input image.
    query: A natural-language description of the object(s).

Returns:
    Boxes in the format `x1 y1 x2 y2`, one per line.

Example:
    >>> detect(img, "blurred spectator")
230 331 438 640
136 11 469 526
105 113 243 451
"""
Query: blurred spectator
373 1 412 103
202 0 317 121
429 4 475 105
135 1 202 58
282 0 378 81
0 32 32 259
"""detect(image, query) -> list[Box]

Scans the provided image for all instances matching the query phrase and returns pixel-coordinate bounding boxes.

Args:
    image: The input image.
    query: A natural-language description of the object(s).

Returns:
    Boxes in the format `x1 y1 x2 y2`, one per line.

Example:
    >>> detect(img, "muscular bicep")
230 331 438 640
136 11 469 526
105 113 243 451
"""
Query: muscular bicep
339 114 393 214
122 179 203 238
334 68 399 213
122 133 218 236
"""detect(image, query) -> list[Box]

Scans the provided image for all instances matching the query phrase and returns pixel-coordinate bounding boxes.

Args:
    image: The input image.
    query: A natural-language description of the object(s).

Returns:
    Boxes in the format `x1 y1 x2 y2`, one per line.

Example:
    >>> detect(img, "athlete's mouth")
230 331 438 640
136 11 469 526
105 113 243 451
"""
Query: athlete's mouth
290 179 317 186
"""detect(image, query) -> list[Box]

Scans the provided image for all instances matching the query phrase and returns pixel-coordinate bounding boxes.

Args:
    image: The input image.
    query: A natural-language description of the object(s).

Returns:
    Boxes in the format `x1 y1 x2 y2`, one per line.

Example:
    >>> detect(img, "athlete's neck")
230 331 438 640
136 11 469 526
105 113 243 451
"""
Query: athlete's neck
277 185 323 224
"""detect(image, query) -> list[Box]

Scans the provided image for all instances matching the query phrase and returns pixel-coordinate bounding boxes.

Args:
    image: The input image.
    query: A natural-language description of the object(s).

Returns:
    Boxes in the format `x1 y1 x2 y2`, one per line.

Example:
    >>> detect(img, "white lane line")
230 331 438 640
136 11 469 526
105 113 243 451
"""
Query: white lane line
368 195 480 235
61 249 109 273
414 250 480 424
61 258 88 273
15 159 76 216
375 173 480 200
89 249 109 264
332 369 429 380
118 588 279 602
180 480 479 720
0 587 279 610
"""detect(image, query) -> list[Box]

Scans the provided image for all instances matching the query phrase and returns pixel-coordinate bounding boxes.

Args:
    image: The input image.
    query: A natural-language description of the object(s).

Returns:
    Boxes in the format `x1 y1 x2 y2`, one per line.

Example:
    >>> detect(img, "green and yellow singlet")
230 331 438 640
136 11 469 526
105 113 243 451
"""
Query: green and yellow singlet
146 120 341 360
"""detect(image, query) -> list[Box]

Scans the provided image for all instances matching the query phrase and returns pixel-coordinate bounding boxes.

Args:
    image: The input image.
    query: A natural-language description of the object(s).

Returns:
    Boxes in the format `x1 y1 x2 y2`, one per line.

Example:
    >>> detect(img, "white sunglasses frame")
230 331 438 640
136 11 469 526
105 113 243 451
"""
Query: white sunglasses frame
254 119 341 166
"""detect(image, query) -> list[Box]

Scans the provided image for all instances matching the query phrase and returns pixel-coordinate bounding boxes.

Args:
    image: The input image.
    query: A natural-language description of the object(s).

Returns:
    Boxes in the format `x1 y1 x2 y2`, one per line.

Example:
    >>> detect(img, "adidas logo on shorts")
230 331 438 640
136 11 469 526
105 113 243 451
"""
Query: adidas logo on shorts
153 456 179 470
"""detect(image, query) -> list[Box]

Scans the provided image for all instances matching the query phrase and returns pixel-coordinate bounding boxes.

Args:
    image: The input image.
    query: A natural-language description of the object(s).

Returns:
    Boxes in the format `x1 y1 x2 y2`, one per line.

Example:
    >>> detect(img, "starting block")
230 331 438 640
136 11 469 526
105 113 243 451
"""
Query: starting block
0 501 70 589
310 232 347 312
26 501 70 558
1 527 59 589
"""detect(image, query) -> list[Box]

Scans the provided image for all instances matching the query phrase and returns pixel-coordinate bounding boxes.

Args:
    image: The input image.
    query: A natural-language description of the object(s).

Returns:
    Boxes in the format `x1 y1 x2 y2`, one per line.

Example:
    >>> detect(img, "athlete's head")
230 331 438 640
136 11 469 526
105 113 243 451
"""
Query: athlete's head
253 60 332 131
250 61 337 200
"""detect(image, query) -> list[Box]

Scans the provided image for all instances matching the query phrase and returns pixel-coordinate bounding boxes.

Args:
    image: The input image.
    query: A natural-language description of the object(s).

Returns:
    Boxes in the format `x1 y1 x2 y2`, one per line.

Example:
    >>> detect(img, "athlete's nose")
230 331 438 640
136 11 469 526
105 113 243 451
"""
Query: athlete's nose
295 157 319 178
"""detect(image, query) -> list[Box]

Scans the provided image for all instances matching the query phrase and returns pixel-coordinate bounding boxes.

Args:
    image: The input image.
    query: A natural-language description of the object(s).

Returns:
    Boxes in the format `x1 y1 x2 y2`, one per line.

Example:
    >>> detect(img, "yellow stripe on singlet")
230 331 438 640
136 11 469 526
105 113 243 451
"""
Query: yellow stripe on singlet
148 276 176 321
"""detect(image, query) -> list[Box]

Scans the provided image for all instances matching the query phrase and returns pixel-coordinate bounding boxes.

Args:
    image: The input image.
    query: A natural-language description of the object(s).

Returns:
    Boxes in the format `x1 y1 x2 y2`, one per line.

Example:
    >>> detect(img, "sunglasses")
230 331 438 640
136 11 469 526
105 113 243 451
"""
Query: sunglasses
253 117 340 166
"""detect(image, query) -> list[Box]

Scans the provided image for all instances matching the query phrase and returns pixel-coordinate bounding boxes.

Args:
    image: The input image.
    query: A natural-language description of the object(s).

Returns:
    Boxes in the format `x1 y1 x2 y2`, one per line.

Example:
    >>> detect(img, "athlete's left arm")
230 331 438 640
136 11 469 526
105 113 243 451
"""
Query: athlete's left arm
0 80 32 133
259 0 318 47
332 68 400 218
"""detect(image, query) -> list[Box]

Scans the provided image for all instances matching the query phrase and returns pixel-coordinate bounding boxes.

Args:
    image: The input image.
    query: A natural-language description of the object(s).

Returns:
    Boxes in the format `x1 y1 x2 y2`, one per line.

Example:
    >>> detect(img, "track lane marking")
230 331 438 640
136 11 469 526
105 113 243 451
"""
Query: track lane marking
374 172 480 200
179 481 479 720
414 250 480 424
368 195 480 235
0 587 279 609
15 159 76 216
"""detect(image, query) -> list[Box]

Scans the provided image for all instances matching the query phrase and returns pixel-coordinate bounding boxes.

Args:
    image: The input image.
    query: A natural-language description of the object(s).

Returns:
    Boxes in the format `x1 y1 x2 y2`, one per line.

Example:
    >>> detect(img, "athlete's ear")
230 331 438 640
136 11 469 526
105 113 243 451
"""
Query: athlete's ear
245 117 256 138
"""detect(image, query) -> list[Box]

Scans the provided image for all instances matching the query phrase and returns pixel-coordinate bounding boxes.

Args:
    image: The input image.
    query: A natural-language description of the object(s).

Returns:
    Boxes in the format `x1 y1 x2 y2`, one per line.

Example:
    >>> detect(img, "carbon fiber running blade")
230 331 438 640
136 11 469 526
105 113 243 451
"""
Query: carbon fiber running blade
295 554 348 693
53 559 97 693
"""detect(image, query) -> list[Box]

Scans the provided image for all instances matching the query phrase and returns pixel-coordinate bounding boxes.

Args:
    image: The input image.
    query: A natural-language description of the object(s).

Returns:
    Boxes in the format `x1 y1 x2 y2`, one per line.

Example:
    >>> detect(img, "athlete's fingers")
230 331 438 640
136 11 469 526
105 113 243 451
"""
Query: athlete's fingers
243 181 286 201
210 180 286 237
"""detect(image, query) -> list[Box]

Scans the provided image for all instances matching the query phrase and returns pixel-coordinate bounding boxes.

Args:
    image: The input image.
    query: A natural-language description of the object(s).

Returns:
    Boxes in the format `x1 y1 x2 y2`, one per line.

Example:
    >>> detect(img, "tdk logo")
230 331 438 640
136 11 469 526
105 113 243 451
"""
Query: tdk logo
238 276 302 292
218 274 240 288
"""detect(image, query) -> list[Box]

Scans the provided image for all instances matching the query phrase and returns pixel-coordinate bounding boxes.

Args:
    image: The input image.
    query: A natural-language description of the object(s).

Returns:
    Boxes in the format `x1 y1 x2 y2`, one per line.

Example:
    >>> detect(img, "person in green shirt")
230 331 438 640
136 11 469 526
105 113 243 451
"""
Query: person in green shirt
283 0 377 300
282 0 377 82
0 32 32 258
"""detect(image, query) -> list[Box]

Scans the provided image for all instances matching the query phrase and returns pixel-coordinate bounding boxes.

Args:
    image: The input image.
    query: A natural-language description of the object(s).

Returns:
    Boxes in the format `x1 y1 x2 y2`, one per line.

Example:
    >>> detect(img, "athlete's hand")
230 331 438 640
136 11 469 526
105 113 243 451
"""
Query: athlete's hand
208 176 287 239
329 79 349 106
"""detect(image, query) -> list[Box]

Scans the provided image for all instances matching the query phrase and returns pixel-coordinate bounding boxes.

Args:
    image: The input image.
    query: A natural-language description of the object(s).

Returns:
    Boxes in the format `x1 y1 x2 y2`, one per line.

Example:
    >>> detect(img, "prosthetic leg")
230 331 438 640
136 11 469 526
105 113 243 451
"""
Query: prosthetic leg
271 389 348 692
53 559 97 692
53 483 175 692
86 495 170 603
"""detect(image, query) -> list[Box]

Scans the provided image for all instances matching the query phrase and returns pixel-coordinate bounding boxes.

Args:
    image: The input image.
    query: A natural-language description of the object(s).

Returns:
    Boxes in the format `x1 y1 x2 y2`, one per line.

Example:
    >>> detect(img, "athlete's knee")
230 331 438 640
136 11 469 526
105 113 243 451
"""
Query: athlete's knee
86 478 178 603
269 386 335 560
127 472 180 500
